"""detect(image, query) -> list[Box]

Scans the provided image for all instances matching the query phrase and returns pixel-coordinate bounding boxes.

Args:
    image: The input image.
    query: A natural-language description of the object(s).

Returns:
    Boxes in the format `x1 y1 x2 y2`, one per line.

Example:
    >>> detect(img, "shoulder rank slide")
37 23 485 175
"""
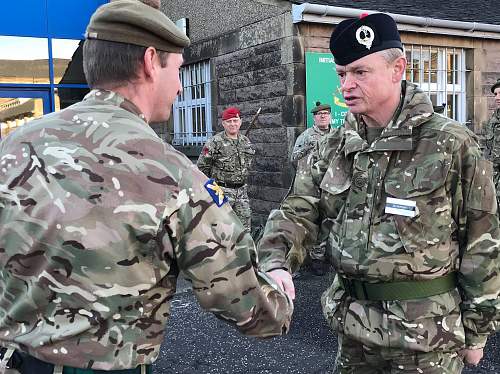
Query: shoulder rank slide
204 179 228 207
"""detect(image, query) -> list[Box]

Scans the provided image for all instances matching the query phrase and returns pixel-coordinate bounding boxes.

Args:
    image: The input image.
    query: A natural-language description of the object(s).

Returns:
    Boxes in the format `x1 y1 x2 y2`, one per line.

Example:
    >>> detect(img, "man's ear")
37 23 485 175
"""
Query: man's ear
142 47 158 80
392 56 407 83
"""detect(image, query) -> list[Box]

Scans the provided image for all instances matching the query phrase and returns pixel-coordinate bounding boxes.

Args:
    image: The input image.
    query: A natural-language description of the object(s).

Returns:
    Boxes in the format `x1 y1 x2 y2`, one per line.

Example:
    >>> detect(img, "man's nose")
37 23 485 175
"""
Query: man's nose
342 73 356 91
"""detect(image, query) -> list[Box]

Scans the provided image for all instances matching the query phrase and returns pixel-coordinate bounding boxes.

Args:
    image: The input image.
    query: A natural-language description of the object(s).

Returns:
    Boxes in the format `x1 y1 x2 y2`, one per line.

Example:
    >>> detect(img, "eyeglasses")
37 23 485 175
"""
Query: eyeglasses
314 111 331 116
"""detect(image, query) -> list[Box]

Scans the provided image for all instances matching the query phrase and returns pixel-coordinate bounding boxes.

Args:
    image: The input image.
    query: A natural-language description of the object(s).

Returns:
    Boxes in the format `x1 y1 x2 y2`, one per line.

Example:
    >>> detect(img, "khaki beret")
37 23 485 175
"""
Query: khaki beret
85 0 190 53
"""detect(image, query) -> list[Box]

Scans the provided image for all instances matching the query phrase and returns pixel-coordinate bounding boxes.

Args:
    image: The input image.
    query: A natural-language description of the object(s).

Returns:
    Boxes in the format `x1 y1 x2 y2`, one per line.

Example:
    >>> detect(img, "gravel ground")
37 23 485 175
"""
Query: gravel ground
153 273 499 373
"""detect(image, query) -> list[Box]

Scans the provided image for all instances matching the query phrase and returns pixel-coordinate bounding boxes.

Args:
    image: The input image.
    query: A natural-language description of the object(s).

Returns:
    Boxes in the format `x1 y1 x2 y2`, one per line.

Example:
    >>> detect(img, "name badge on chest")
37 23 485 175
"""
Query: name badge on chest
385 197 417 218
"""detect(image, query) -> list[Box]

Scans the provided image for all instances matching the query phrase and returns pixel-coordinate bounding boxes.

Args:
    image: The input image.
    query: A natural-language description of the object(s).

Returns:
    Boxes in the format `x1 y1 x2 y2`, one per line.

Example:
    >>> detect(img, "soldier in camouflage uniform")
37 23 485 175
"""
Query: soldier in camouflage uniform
291 102 333 166
0 1 293 373
258 13 500 373
483 78 500 215
291 102 333 275
197 107 255 232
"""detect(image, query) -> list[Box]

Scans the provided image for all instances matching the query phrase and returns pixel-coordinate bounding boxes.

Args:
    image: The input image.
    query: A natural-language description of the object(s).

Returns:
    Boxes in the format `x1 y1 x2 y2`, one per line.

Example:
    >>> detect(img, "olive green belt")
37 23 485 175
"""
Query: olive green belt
339 272 457 301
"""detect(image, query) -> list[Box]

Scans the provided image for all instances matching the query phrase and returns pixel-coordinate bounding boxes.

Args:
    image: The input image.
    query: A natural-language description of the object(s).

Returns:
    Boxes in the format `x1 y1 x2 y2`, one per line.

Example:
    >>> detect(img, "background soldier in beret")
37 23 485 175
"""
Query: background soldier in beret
0 1 293 373
290 102 334 276
484 78 500 216
197 107 255 232
291 102 333 165
258 12 500 373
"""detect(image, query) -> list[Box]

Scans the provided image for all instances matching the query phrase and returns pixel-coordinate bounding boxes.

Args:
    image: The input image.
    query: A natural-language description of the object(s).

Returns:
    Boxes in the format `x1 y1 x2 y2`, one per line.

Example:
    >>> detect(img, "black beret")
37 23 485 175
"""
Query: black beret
86 0 190 53
330 13 403 66
311 101 331 114
491 78 500 93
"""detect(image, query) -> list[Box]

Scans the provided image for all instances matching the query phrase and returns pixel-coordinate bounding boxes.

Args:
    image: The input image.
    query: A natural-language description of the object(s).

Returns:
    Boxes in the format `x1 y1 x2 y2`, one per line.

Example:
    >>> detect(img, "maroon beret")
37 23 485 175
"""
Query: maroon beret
222 107 241 120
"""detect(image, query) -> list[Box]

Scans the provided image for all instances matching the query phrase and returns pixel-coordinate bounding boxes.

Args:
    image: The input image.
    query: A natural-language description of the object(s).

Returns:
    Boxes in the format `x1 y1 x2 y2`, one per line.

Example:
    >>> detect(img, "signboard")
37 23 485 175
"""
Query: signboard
305 52 347 128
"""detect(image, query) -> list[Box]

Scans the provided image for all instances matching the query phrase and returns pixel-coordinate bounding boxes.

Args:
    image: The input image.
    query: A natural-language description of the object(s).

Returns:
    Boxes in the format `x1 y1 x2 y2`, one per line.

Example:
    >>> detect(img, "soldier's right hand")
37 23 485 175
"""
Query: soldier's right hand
459 348 484 366
267 269 295 300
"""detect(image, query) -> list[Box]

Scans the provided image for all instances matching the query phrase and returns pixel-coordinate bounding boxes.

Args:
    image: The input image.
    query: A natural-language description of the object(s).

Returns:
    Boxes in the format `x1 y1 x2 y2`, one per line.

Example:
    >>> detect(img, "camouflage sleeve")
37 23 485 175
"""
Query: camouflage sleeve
451 134 500 348
491 124 500 167
196 139 214 177
484 117 494 153
291 132 313 163
258 143 324 273
162 163 292 337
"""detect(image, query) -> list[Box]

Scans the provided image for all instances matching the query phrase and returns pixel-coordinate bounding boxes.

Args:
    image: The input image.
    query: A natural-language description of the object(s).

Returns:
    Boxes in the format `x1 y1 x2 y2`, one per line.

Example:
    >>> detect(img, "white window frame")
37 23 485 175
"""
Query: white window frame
404 45 467 123
173 60 212 145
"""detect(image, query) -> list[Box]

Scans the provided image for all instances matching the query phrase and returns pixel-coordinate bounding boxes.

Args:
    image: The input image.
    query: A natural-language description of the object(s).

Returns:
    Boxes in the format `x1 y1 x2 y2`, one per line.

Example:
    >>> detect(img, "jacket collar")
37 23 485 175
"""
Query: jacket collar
84 89 147 123
343 81 434 156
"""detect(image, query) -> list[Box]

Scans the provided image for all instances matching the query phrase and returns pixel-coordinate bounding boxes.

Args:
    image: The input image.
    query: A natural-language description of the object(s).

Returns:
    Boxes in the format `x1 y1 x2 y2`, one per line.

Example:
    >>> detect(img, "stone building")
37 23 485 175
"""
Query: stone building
163 0 500 227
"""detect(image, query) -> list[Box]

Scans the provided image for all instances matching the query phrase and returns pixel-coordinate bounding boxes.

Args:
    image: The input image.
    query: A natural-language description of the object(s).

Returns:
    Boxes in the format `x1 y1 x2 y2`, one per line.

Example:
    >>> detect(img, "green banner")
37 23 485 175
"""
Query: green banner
305 52 347 128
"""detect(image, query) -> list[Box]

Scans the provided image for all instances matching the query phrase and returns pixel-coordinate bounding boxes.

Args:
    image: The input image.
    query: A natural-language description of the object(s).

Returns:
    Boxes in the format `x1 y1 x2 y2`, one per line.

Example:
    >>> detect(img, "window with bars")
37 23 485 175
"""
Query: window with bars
404 45 467 123
173 60 212 145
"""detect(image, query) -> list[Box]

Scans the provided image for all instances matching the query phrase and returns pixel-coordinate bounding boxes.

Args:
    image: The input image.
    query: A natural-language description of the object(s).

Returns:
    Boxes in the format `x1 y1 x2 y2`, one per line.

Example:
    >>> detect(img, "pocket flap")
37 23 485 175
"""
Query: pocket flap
385 156 452 198
319 155 352 195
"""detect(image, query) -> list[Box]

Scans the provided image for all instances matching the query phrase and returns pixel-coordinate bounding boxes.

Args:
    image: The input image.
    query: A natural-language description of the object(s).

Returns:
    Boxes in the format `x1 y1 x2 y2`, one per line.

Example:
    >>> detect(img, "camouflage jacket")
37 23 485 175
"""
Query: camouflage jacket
0 90 292 370
291 125 332 163
484 108 500 167
197 131 255 185
259 82 500 352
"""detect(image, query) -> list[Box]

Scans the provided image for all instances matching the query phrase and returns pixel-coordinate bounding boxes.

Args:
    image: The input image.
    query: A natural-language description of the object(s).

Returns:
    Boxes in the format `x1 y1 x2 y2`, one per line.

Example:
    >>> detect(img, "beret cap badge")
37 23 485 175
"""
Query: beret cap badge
356 25 375 50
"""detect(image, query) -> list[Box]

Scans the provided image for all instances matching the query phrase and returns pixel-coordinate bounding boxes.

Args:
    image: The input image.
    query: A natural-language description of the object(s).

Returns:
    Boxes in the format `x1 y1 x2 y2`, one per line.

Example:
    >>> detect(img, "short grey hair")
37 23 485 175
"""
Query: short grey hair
83 39 169 89
379 48 405 64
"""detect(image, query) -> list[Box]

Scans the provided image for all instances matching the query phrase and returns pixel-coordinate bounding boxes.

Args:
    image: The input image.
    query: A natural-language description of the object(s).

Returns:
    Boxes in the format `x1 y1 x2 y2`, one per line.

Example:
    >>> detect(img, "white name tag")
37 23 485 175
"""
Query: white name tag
385 197 417 217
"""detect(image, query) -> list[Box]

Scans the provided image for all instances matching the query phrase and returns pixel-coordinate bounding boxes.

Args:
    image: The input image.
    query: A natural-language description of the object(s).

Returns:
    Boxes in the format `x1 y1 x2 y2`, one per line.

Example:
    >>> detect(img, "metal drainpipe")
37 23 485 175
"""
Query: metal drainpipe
292 3 500 35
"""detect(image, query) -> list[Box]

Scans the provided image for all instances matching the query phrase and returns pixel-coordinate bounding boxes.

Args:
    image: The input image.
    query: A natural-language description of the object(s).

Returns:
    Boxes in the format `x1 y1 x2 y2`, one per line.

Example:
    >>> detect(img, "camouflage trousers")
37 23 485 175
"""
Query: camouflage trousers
222 185 251 232
334 334 464 374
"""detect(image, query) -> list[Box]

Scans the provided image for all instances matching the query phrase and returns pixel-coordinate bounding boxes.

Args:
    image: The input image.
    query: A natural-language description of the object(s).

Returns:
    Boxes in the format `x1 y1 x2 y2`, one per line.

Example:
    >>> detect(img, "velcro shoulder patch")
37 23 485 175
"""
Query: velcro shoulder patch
204 179 228 207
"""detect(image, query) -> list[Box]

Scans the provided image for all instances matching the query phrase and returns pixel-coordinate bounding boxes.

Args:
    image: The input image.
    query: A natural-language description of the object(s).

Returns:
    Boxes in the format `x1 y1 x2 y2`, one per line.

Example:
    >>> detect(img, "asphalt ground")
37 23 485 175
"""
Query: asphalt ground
153 272 500 373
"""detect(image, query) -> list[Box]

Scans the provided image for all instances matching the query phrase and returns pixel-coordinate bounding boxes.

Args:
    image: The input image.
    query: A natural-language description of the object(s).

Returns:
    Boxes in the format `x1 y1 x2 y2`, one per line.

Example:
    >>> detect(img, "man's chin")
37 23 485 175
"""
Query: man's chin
151 111 171 124
347 106 363 114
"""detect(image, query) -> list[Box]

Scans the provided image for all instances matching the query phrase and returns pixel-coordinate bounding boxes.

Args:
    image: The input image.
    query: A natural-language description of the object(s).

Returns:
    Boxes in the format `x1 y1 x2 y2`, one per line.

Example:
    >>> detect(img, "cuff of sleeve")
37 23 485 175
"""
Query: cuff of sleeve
258 259 288 273
465 333 489 349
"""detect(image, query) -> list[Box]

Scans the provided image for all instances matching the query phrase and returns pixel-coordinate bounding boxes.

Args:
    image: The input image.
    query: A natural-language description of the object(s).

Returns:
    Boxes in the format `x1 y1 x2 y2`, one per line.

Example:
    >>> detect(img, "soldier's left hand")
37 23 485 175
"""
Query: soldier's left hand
267 269 295 300
459 348 484 366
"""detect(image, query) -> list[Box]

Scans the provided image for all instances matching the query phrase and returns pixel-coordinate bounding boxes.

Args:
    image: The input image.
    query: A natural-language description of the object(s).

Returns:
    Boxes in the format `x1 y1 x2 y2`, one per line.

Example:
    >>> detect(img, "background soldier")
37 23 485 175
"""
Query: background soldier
290 102 334 276
291 102 333 165
484 78 500 214
197 107 255 232
0 1 293 373
258 13 500 373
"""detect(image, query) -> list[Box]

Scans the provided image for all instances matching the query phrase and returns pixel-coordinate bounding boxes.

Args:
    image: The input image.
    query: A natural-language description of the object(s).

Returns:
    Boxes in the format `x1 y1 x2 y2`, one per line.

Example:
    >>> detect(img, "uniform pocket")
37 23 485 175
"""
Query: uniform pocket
319 153 352 195
384 289 465 352
241 147 255 169
384 157 455 254
215 154 236 172
321 275 346 334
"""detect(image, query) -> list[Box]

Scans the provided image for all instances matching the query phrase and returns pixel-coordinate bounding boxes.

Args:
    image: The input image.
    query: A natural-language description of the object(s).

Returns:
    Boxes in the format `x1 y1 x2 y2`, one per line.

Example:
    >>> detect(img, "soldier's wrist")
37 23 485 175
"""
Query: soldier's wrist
464 333 488 349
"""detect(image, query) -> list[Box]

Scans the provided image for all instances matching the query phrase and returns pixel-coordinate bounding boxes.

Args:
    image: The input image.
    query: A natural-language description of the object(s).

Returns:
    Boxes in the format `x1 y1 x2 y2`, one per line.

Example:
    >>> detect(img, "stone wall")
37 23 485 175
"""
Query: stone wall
179 11 305 228
162 0 290 43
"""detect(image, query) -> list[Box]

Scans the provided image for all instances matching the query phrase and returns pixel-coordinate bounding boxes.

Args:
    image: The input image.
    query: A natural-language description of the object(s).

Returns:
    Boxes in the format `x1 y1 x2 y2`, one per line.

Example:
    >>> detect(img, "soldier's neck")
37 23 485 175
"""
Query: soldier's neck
225 131 239 140
362 89 403 128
